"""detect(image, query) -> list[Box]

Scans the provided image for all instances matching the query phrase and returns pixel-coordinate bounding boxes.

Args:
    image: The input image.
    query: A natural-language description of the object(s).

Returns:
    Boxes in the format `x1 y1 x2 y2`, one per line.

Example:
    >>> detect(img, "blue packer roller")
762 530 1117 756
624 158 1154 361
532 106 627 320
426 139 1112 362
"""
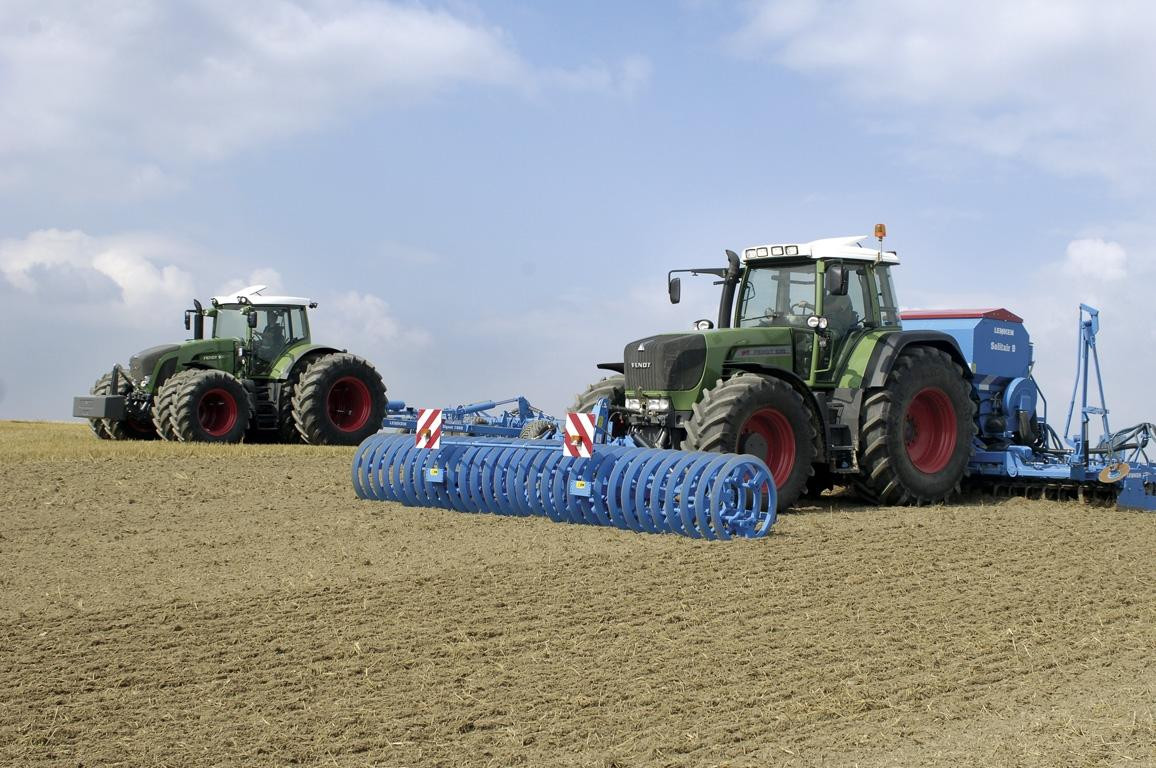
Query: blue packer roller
352 434 777 539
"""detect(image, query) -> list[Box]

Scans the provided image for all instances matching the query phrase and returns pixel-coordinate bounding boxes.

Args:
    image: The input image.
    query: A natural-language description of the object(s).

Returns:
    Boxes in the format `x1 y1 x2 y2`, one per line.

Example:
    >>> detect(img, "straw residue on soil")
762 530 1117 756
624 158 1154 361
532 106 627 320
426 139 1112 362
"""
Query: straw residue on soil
1 421 1153 767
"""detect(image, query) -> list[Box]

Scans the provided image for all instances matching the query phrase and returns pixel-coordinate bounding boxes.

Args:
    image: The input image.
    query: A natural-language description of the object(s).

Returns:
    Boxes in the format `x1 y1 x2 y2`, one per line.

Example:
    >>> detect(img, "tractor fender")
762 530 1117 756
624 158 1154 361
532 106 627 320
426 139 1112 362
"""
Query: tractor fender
272 344 345 380
721 361 827 457
862 330 970 389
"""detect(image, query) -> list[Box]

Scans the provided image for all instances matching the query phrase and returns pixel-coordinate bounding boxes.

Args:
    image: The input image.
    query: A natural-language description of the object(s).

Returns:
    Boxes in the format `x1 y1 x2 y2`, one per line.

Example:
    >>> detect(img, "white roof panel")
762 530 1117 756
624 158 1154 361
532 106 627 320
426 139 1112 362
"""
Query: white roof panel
743 235 900 264
211 284 314 307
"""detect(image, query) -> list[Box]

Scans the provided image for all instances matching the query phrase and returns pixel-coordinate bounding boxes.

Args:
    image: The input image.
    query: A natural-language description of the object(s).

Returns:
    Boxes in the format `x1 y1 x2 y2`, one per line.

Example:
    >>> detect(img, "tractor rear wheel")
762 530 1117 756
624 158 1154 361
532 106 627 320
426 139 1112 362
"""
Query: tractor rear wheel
87 374 114 439
684 373 817 513
171 369 250 443
291 353 387 445
570 374 627 437
856 346 975 504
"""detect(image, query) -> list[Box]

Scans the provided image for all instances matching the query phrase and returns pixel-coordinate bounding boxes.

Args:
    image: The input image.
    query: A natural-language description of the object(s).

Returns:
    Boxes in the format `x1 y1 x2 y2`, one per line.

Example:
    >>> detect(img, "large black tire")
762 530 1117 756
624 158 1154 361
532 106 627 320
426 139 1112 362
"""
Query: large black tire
570 374 627 437
152 370 193 441
291 353 387 445
518 419 555 439
171 369 251 443
856 346 975 505
87 374 114 440
100 367 157 441
684 373 818 513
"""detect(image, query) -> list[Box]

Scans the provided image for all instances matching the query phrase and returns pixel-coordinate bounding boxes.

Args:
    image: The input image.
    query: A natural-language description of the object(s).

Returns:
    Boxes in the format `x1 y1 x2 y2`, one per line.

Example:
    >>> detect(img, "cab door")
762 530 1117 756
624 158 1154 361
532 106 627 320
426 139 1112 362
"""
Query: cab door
814 262 873 384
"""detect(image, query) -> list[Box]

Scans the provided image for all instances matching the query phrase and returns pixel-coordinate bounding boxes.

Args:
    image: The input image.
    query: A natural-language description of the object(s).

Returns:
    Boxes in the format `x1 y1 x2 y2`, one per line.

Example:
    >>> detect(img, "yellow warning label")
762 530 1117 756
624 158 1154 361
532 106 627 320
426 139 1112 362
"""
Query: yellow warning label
574 480 587 490
429 467 440 476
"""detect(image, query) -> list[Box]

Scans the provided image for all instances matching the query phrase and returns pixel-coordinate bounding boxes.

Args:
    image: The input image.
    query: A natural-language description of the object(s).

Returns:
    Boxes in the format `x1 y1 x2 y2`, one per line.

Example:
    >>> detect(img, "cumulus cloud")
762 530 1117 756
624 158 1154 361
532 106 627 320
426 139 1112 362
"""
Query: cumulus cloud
0 229 196 312
1062 238 1127 282
733 0 1156 186
0 1 650 195
313 290 430 347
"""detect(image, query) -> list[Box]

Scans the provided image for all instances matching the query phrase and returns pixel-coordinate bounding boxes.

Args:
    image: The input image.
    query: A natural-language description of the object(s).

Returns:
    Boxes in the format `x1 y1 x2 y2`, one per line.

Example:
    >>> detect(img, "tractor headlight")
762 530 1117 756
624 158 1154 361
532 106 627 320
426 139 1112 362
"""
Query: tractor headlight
625 397 670 413
807 316 829 329
694 318 714 331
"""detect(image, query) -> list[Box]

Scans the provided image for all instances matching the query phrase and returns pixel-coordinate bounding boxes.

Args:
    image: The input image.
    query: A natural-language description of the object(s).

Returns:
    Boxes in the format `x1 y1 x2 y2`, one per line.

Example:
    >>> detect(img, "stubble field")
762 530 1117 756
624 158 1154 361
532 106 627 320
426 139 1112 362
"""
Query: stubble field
1 421 1153 767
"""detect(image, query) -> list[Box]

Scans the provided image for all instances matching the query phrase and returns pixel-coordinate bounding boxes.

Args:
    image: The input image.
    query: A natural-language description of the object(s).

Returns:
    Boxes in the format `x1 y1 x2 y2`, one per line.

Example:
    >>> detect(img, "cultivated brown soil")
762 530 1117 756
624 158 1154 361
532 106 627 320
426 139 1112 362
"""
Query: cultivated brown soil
1 421 1154 768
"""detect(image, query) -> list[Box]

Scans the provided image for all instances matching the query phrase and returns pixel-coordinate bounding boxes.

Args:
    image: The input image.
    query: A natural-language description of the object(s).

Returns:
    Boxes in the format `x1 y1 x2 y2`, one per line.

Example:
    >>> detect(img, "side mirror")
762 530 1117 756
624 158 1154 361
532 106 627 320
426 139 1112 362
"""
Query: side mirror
247 312 259 329
184 311 192 331
668 276 682 304
824 263 848 296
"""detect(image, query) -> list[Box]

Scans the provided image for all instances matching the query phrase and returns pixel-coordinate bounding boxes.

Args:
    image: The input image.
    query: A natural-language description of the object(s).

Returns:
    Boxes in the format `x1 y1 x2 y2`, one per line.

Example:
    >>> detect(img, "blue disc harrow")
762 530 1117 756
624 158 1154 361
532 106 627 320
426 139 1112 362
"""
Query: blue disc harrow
352 434 777 539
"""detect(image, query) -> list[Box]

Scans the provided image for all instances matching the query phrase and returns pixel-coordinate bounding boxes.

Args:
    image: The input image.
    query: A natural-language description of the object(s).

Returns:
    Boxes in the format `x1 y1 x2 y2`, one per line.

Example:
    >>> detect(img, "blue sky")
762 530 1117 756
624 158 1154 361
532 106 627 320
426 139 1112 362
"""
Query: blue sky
2 0 1154 432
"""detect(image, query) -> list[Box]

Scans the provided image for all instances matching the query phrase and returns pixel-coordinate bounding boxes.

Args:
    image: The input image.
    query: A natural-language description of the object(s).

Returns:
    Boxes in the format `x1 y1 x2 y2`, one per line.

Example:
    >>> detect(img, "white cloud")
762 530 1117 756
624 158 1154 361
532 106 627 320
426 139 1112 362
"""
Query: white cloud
1062 238 1127 282
734 0 1156 186
0 1 651 196
0 229 196 312
313 289 430 347
542 54 653 98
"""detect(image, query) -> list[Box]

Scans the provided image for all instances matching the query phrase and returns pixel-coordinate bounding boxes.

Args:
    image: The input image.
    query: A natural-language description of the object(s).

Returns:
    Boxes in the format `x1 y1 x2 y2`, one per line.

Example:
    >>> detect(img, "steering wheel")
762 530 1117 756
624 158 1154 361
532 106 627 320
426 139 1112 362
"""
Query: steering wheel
792 300 815 313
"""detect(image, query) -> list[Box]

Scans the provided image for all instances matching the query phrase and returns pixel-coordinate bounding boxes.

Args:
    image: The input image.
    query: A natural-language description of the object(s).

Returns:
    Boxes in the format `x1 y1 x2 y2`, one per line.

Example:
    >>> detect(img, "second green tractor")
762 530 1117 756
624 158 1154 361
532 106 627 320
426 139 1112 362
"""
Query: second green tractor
74 285 387 445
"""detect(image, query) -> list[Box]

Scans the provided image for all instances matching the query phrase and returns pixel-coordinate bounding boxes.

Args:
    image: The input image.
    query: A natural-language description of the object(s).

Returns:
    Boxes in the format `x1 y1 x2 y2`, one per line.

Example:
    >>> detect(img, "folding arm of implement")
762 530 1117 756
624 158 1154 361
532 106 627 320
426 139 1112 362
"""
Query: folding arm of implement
353 396 778 540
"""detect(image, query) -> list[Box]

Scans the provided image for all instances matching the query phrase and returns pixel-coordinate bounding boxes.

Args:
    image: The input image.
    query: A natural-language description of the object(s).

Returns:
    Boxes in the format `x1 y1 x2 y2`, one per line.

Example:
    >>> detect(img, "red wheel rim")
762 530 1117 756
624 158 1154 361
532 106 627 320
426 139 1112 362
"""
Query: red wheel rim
328 376 371 432
198 387 238 437
739 407 796 487
904 387 957 473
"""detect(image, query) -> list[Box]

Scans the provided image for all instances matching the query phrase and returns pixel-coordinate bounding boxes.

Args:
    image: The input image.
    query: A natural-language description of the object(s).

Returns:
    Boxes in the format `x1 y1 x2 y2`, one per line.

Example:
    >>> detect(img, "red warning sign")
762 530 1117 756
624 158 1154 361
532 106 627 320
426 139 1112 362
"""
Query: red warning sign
563 412 595 458
415 408 442 450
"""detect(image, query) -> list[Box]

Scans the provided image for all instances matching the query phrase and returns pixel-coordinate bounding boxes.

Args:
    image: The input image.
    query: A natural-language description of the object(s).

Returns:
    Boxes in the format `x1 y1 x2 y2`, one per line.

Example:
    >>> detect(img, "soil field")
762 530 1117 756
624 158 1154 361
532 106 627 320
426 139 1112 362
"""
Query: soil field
1 421 1154 768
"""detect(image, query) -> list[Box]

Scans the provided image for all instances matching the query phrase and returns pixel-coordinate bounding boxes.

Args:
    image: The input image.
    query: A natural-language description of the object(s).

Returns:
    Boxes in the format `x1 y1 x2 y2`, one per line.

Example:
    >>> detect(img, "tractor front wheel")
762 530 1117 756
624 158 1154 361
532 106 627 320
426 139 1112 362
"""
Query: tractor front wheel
152 370 194 441
291 353 387 445
570 374 627 437
93 367 157 441
87 374 114 440
855 346 975 504
684 373 817 513
171 369 250 443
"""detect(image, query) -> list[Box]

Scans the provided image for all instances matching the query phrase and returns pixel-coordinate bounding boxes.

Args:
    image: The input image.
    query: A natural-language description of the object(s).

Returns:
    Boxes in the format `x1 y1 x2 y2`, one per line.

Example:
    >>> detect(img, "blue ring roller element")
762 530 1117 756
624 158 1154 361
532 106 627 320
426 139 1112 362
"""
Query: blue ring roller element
352 434 777 540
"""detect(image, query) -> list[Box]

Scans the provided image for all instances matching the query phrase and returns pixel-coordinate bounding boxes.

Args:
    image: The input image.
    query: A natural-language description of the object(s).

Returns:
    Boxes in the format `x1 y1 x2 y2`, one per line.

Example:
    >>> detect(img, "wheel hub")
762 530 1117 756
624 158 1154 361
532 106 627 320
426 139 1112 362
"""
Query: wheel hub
739 407 796 487
198 388 238 437
328 376 372 432
904 387 957 474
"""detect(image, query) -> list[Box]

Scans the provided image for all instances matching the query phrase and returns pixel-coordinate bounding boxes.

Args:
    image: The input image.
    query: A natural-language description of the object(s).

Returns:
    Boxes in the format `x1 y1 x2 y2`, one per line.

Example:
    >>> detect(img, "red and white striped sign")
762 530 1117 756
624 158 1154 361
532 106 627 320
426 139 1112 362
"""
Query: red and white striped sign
563 412 595 458
415 408 442 450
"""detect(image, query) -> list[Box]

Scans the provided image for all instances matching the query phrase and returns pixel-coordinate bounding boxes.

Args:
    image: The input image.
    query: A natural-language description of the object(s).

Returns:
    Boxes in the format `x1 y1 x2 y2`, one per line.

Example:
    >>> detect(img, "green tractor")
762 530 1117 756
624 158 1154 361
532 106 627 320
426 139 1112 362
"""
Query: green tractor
571 229 976 512
73 285 387 445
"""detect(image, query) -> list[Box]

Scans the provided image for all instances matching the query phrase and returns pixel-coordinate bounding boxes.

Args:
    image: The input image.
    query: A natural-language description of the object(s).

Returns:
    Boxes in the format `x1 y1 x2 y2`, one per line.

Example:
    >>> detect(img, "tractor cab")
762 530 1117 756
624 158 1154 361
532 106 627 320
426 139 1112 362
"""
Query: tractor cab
207 285 317 376
734 235 901 385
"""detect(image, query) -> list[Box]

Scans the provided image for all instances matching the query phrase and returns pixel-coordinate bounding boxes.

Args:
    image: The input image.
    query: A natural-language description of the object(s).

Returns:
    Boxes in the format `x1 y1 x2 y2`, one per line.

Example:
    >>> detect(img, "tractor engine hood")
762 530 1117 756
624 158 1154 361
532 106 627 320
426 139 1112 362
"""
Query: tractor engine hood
129 344 181 384
624 333 707 393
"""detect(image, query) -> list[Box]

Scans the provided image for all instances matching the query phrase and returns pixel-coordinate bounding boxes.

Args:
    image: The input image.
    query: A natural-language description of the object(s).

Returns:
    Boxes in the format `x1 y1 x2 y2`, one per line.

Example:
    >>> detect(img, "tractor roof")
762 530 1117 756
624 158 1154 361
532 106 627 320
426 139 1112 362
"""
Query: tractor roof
211 284 316 308
742 235 900 265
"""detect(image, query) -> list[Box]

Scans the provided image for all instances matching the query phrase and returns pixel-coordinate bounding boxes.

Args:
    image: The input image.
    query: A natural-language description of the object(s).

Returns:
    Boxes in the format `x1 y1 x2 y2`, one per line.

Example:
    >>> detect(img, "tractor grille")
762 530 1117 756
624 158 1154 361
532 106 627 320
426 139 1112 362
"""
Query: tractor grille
129 344 180 384
624 334 707 392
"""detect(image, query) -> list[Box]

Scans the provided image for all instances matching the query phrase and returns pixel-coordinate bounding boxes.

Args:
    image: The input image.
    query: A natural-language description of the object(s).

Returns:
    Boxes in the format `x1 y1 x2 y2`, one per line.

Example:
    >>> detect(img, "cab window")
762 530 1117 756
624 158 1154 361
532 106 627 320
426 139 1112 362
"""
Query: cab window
736 264 817 327
875 265 900 327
